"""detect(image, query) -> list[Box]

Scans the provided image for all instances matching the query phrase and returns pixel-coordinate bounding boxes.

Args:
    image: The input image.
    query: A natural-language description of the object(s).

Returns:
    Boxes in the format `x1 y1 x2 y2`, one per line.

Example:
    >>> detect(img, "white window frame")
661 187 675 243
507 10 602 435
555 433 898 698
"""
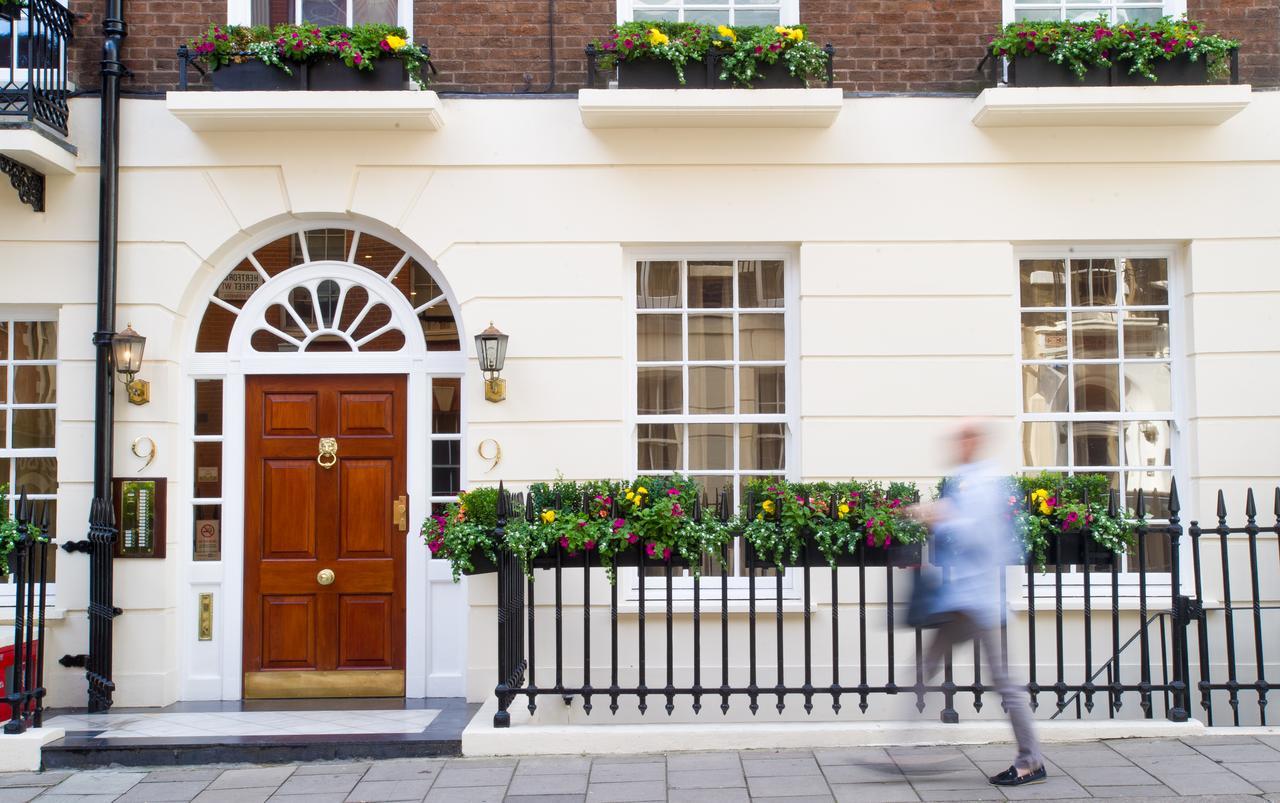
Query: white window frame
626 246 800 600
226 0 412 33
618 0 799 26
1003 0 1187 23
1013 245 1185 595
0 311 58 611
0 0 72 91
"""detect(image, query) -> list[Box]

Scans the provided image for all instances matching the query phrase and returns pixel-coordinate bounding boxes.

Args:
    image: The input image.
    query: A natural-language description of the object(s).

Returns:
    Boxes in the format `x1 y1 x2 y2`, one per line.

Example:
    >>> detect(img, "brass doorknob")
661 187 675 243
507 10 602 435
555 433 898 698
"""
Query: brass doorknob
317 568 335 586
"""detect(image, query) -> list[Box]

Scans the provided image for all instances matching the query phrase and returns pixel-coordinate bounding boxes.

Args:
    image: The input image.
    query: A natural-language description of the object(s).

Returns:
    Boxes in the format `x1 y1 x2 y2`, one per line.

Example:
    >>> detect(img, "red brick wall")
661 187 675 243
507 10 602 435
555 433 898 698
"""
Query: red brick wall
1189 0 1280 86
66 0 1278 94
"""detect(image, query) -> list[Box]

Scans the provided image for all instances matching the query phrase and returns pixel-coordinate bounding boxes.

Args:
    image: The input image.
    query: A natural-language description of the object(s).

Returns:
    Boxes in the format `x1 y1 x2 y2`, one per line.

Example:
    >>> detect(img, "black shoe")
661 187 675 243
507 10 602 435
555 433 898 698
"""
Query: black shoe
989 765 1046 786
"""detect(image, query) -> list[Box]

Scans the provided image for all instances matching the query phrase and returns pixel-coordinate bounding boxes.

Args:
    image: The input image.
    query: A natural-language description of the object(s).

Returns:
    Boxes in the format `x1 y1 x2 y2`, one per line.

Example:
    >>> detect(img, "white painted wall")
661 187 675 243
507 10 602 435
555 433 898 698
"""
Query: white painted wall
0 93 1277 711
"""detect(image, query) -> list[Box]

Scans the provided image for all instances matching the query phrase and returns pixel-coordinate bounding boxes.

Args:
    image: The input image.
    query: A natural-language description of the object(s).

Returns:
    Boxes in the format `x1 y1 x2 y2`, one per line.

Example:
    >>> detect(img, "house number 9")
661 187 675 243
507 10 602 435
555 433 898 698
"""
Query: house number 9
477 439 502 473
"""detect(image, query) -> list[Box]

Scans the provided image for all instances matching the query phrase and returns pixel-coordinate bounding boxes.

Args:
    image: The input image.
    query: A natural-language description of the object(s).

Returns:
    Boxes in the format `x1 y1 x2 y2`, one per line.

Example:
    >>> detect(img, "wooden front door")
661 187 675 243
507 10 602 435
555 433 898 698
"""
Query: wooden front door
243 374 407 699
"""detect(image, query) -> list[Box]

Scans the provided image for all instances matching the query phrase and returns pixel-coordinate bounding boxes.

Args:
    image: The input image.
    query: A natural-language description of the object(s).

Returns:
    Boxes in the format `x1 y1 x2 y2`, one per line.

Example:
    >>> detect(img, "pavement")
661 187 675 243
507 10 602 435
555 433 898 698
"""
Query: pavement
3 734 1280 802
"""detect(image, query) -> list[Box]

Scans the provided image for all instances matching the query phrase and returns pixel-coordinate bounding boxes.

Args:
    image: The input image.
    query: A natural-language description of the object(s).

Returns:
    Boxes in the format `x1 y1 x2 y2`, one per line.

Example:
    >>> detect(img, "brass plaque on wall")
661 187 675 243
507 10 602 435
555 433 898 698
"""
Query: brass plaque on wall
113 477 167 559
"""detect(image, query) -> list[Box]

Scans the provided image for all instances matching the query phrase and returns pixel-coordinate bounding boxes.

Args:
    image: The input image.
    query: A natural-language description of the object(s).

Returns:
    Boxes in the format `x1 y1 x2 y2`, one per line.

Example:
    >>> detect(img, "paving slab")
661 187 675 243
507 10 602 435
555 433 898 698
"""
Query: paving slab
668 788 750 803
207 767 297 790
514 758 591 777
115 780 212 802
422 786 507 803
914 788 1004 801
0 775 70 789
141 770 223 784
665 768 744 789
1064 763 1159 786
1081 785 1180 798
433 767 515 789
0 789 41 803
1195 743 1280 763
1161 772 1264 796
583 780 665 802
830 782 920 802
362 759 447 783
746 774 833 797
666 752 741 771
346 778 435 801
586 764 663 784
273 773 362 797
1105 739 1201 758
997 776 1090 800
820 763 904 784
47 772 146 796
742 757 822 777
813 748 892 767
293 764 371 777
191 788 275 803
505 774 588 796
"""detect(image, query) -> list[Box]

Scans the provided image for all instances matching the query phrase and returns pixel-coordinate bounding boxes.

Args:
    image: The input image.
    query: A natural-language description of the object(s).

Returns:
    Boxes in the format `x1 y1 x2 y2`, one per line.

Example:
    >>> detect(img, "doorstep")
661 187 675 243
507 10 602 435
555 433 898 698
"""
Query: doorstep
38 697 475 768
462 695 1205 756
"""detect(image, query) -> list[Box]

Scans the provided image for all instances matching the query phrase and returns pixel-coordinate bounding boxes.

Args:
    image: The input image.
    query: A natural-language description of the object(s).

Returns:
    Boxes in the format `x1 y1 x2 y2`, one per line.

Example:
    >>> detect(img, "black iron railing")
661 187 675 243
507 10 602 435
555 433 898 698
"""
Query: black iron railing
0 0 74 135
3 489 52 735
490 480 1280 729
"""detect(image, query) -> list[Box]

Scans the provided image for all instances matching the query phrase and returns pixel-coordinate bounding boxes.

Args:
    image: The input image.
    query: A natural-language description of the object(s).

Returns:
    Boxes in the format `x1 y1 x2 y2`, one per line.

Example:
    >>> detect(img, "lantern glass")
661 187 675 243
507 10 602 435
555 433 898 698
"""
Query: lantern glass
112 326 146 377
474 325 508 374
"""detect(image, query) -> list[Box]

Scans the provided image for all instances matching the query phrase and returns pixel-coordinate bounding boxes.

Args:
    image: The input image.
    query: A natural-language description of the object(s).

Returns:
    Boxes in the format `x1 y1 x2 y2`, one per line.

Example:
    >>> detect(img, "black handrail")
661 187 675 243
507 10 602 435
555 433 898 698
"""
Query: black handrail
0 0 74 135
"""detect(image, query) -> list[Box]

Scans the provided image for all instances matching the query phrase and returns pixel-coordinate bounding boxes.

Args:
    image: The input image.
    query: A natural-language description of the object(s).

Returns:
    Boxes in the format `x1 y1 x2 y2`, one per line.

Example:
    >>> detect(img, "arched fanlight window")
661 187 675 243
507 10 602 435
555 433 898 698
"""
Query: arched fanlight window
195 227 460 354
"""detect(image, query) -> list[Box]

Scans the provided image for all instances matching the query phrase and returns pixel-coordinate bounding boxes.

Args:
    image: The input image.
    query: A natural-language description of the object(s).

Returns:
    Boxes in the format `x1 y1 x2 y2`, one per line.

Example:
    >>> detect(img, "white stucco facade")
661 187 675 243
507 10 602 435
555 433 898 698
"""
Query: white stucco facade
0 90 1277 715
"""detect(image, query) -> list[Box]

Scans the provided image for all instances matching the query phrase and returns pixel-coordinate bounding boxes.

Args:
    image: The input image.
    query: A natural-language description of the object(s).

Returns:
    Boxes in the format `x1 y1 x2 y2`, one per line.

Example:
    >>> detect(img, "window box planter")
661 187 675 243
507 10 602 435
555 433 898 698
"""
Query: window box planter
1008 55 1111 87
929 540 1029 568
1113 57 1209 86
211 60 304 91
531 544 690 570
1050 530 1117 567
460 548 499 576
617 58 709 89
716 58 807 89
861 541 923 568
308 57 407 91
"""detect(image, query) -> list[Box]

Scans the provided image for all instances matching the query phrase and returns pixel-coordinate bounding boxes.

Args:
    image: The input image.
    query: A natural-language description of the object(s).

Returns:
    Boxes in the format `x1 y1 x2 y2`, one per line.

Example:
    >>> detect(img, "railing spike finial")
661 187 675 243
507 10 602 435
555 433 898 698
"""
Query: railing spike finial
1167 477 1180 515
526 489 535 523
1135 487 1146 519
497 480 508 518
1216 488 1228 522
1244 487 1257 520
1274 486 1280 523
1107 488 1117 518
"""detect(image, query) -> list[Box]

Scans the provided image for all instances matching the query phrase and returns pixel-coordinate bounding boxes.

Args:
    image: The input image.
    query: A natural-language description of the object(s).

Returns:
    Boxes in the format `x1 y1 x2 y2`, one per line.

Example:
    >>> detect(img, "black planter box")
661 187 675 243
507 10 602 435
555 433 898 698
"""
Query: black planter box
458 548 499 575
211 60 305 91
617 58 710 88
1050 530 1117 567
716 58 808 89
308 58 407 90
861 541 923 568
1113 56 1210 86
1008 54 1111 87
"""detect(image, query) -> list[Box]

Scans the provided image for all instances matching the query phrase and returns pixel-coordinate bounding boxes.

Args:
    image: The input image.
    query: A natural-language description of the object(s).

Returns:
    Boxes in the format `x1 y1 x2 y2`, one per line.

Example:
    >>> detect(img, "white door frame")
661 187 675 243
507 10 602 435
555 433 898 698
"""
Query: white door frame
178 224 468 702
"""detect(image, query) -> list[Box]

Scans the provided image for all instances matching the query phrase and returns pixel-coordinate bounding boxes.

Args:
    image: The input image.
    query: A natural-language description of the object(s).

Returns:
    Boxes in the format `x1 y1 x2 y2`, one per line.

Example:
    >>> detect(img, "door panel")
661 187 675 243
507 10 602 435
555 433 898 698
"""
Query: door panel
338 595 394 667
261 595 316 669
244 374 407 698
262 461 317 558
340 460 393 557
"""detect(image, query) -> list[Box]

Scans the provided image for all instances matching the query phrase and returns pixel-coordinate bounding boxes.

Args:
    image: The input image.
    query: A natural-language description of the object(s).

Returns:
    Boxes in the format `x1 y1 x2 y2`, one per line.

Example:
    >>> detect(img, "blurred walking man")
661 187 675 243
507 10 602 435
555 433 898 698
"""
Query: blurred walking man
914 421 1046 787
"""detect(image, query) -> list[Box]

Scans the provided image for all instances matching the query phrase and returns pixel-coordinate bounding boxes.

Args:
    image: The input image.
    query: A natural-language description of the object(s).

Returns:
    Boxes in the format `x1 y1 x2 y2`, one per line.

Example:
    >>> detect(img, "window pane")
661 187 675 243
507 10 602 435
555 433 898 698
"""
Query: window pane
197 302 237 353
1073 420 1119 467
420 303 460 352
1020 259 1065 307
1123 421 1171 468
194 505 222 562
689 423 732 470
688 315 732 361
689 366 733 414
12 321 56 361
10 365 54 406
11 408 53 449
734 8 780 24
432 440 461 495
738 260 784 308
194 379 224 437
1123 310 1169 358
194 442 222 498
0 369 7 404
214 260 265 309
1021 311 1067 360
351 233 406 278
1124 258 1169 306
1022 421 1068 467
638 367 682 415
1070 259 1117 306
1127 470 1173 519
1124 364 1171 412
14 457 55 495
353 0 396 24
688 262 732 308
739 365 785 414
637 261 681 309
1070 311 1118 359
432 378 461 434
685 8 729 23
740 423 785 471
1022 364 1068 413
738 314 783 361
691 475 732 508
1073 363 1119 412
638 423 682 471
303 228 350 262
638 315 683 361
0 322 7 359
0 411 6 448
255 234 302 278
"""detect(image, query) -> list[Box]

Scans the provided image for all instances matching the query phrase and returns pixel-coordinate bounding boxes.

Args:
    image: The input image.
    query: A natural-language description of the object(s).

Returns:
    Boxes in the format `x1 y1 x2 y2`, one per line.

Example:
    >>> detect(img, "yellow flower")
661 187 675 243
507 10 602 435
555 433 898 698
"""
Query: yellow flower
541 509 556 524
775 25 789 34
716 24 736 42
761 499 776 513
648 28 669 46
756 512 764 521
838 503 850 519
1038 502 1053 515
625 491 635 501
637 486 648 495
787 28 804 41
384 34 407 50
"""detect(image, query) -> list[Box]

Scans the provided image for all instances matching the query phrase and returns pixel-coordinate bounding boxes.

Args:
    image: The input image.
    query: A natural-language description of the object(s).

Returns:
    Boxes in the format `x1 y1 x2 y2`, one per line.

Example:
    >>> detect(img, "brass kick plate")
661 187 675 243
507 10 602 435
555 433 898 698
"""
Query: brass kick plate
243 670 405 699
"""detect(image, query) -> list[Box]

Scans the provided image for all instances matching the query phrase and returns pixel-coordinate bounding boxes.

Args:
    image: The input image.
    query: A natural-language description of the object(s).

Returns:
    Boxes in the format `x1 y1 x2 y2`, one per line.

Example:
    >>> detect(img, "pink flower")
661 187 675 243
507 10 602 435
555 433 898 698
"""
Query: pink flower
310 28 320 35
612 518 626 531
866 534 874 547
559 536 569 548
1164 41 1175 52
623 37 634 48
768 42 781 52
662 547 672 560
577 520 587 528
890 499 902 509
754 45 763 54
380 39 391 51
353 53 363 64
1047 497 1058 507
645 542 656 557
767 486 777 493
885 533 892 546
585 539 596 550
667 488 680 496
428 538 443 554
671 503 684 518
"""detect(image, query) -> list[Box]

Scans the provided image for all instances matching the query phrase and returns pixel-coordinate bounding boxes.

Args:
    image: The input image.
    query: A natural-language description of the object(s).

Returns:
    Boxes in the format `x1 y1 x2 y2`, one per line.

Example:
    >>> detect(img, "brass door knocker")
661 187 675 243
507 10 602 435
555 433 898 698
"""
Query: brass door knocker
317 437 338 469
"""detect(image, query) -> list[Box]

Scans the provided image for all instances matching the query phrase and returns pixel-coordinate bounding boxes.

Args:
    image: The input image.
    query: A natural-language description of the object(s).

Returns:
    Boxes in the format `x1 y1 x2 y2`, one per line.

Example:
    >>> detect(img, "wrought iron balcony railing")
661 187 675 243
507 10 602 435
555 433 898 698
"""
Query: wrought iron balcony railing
0 0 74 136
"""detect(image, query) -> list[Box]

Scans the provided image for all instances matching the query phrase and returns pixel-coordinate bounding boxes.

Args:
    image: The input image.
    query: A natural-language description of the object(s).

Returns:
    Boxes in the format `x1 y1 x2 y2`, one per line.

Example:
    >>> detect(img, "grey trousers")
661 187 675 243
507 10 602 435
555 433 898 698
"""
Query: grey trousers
924 612 1044 772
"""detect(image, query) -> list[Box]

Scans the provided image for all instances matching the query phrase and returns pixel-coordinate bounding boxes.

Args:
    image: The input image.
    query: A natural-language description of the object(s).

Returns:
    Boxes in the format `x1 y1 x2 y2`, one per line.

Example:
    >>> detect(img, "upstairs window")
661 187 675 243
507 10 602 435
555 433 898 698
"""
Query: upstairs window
618 0 798 26
1008 0 1186 24
247 0 402 29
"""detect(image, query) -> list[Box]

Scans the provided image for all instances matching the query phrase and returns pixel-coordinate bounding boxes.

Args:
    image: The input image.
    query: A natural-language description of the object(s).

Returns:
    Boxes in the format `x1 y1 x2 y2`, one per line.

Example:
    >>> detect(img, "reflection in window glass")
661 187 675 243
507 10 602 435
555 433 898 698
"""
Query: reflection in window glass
629 0 782 25
1018 254 1175 572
